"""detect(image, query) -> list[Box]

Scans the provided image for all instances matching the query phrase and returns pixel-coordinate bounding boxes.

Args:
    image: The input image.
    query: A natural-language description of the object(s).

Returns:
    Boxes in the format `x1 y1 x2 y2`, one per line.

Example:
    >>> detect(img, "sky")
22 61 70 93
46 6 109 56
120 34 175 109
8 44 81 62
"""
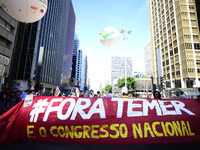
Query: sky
71 0 151 92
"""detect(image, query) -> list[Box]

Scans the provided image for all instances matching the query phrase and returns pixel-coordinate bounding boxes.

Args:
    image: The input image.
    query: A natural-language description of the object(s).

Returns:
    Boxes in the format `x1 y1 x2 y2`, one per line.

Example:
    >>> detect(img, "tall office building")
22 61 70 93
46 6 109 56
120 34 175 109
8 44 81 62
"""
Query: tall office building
0 8 18 90
144 40 153 77
62 0 76 86
111 55 132 86
9 0 75 91
75 49 87 91
71 33 79 78
149 0 200 89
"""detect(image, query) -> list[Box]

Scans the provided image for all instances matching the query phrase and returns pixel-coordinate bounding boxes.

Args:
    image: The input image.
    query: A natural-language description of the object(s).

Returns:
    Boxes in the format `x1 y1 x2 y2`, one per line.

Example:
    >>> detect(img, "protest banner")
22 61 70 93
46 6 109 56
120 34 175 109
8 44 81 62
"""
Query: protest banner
0 97 200 145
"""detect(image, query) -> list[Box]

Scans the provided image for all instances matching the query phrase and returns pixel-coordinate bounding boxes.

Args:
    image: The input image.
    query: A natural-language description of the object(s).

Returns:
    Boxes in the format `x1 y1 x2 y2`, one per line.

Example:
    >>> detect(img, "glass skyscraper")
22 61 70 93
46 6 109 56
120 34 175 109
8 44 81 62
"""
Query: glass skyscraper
10 0 75 91
71 33 80 78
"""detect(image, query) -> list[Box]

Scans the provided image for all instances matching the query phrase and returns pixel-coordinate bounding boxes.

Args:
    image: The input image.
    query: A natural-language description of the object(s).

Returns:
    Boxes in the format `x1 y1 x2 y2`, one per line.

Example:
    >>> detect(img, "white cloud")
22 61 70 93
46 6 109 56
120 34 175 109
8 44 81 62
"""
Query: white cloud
138 0 148 12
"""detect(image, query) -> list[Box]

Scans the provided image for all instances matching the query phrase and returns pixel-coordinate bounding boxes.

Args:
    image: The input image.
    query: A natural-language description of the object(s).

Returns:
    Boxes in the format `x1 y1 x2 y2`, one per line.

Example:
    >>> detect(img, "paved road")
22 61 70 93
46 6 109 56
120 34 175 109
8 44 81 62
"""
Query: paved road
1 141 200 150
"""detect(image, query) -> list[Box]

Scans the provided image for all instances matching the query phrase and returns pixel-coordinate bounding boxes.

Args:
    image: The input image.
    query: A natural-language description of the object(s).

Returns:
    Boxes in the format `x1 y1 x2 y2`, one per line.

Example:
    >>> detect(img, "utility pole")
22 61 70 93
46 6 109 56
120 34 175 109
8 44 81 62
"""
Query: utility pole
120 28 132 92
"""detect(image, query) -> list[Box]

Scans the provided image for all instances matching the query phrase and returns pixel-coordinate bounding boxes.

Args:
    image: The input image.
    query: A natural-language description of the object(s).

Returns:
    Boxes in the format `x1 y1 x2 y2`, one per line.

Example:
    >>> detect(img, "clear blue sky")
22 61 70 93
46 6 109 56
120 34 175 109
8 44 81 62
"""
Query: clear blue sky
72 0 151 92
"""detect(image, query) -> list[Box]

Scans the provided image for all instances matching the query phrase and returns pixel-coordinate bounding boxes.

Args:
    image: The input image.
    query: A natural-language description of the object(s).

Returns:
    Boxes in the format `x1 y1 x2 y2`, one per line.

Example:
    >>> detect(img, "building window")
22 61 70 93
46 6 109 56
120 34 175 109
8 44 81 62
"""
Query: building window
0 35 10 48
0 17 12 32
194 43 200 49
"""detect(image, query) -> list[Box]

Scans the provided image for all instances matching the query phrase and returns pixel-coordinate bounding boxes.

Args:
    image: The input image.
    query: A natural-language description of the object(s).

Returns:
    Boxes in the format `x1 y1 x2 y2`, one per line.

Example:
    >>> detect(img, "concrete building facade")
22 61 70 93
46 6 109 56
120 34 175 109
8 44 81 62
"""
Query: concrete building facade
144 40 153 77
111 55 132 86
0 8 18 90
149 0 200 89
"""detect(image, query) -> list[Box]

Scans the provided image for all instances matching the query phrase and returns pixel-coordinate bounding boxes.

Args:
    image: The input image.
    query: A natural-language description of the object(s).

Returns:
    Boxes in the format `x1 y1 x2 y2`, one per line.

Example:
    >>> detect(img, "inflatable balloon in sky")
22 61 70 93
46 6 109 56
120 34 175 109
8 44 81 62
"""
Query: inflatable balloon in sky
99 26 120 47
0 0 48 23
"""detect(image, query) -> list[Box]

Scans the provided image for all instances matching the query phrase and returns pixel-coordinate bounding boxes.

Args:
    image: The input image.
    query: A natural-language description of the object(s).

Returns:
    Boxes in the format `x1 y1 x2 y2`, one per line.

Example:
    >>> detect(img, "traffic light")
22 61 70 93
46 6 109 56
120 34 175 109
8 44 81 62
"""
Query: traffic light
160 76 164 84
160 77 165 89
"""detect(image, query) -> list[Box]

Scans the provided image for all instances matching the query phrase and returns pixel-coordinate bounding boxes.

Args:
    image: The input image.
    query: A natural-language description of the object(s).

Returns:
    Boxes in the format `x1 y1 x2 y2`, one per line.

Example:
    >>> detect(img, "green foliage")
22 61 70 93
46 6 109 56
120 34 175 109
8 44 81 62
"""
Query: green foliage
117 77 136 90
117 78 125 88
105 84 112 92
100 88 105 93
128 94 132 97
142 76 148 78
127 77 136 89
100 85 112 94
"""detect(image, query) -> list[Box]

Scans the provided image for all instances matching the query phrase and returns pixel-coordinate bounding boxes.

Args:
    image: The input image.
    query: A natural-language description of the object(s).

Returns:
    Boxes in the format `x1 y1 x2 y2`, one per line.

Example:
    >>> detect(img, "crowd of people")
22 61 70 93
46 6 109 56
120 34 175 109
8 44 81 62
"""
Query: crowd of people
0 87 200 111
178 88 200 100
82 88 200 100
0 89 52 110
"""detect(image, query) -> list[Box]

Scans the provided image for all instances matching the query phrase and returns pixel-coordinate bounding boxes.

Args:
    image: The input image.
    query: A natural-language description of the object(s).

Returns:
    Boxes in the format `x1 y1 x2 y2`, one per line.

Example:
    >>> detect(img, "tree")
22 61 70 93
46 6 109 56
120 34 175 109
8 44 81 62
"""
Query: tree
142 76 148 78
105 84 112 93
117 77 136 90
100 88 105 93
117 78 125 88
127 77 136 90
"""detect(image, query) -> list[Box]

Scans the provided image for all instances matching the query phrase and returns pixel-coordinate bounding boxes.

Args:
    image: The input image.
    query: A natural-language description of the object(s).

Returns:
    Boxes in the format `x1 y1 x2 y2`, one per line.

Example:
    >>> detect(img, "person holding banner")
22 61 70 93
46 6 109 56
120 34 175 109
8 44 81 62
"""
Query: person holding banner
179 91 188 99
20 90 29 101
122 92 129 98
194 87 200 100
153 91 161 99
106 90 113 97
29 90 36 96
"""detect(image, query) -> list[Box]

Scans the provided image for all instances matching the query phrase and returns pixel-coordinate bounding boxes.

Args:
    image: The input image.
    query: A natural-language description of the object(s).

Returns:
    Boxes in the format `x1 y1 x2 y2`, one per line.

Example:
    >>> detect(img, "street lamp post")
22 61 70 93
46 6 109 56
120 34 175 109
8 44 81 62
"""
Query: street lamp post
120 28 132 92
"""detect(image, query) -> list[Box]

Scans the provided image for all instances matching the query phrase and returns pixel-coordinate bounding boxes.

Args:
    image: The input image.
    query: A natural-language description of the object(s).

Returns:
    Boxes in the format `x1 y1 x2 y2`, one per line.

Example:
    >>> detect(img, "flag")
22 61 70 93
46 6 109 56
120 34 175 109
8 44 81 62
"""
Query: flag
76 88 80 97
54 86 60 96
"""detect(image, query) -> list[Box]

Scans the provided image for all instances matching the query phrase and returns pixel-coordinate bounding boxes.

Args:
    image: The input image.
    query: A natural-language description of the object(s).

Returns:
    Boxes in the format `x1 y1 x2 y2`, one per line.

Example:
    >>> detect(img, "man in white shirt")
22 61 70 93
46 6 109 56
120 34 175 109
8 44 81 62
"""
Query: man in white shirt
179 91 188 99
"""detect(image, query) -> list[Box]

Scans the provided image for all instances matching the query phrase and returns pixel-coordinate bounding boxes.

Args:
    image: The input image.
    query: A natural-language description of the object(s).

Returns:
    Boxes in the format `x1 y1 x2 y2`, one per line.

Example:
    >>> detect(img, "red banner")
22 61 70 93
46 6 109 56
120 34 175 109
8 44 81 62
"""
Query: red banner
0 96 200 145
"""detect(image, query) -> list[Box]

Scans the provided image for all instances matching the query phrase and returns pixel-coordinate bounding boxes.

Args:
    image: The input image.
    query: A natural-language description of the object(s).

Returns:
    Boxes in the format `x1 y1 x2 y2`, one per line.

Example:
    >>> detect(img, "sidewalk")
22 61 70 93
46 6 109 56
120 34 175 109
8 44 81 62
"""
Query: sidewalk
0 99 16 116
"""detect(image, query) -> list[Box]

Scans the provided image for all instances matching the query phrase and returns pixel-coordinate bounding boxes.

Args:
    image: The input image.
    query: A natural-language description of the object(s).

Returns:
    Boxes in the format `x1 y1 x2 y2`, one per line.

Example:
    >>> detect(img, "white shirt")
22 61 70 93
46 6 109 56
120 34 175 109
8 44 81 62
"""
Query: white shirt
179 94 188 99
